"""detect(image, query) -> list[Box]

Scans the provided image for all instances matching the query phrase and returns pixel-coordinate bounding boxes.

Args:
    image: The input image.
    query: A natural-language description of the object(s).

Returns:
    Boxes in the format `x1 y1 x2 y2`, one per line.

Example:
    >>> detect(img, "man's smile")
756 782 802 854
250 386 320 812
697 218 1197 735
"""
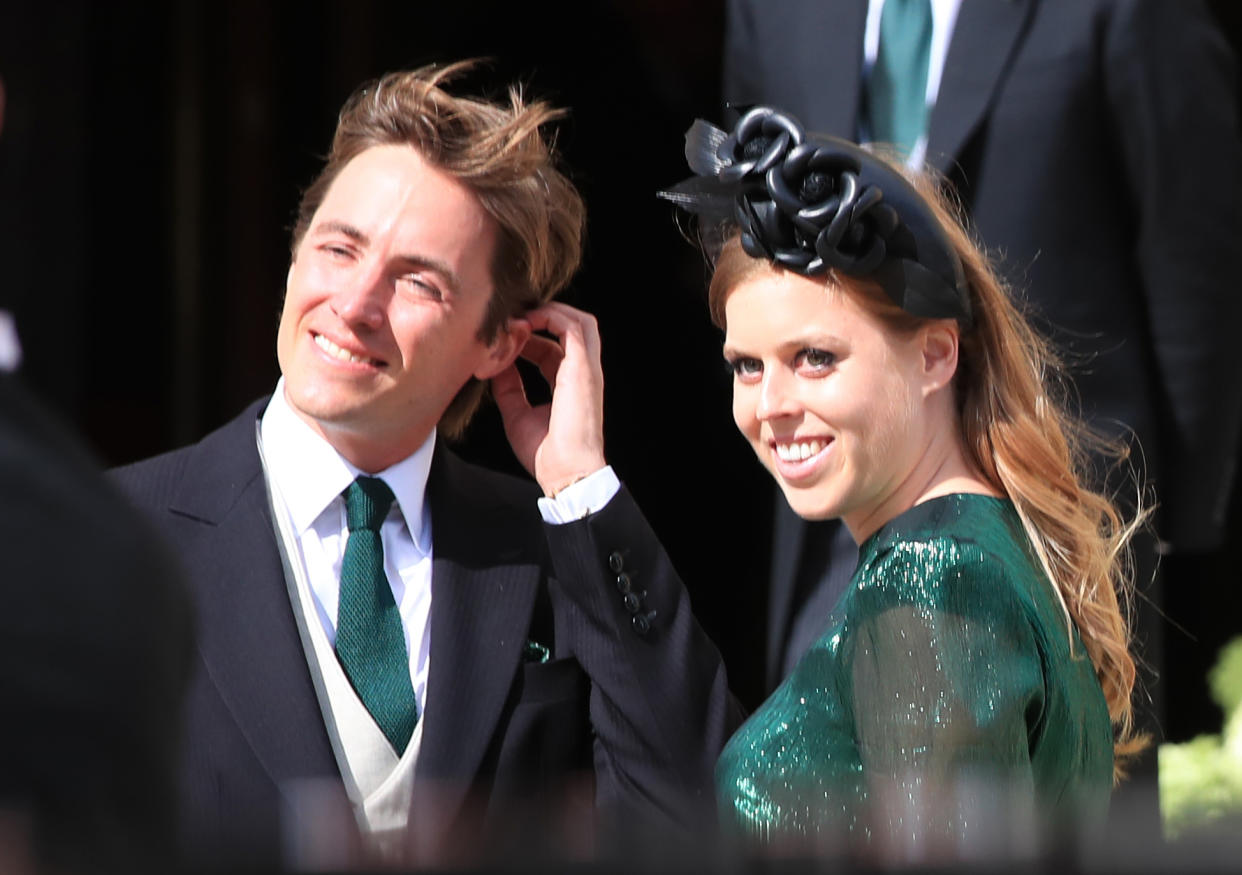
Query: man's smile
312 332 386 367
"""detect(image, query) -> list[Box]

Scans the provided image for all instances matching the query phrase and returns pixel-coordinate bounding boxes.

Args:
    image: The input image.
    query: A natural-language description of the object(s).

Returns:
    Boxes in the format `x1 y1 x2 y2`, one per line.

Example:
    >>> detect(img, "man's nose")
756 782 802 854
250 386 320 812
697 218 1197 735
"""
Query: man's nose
756 368 800 421
331 264 387 330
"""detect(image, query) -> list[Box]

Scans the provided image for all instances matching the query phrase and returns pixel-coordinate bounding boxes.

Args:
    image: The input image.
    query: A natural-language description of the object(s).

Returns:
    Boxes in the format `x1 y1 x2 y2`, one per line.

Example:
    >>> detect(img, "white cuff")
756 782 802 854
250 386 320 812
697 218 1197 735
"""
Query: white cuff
537 466 621 524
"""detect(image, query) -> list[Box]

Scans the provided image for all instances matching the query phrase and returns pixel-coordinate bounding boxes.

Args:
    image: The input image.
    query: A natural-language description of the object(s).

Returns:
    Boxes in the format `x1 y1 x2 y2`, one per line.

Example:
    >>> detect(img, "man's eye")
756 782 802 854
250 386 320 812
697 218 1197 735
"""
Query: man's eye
398 276 443 302
319 244 354 261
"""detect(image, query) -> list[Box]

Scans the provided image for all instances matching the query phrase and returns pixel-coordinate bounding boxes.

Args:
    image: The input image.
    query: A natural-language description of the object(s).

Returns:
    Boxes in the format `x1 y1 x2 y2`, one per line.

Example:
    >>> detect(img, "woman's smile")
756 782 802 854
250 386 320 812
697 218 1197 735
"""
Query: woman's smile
769 435 833 481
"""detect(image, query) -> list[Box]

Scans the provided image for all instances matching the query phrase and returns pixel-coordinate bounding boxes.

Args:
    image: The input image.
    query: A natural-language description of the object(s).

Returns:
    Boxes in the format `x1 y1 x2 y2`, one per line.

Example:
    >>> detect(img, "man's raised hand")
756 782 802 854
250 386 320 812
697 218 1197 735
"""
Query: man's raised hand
492 303 607 497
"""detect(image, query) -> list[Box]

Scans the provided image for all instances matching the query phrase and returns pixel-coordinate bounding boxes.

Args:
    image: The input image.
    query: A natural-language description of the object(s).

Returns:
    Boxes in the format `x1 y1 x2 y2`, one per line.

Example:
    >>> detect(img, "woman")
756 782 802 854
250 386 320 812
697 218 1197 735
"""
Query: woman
660 107 1146 853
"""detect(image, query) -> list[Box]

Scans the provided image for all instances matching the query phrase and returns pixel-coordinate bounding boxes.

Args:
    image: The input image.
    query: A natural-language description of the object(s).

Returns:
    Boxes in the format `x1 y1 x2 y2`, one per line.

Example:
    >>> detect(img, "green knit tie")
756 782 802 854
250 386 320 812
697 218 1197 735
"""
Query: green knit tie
867 0 934 155
336 476 417 753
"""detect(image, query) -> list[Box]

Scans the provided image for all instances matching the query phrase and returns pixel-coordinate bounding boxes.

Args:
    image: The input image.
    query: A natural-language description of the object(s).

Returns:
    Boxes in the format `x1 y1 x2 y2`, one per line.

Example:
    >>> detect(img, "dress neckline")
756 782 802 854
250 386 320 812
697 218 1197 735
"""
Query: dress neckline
858 492 1015 557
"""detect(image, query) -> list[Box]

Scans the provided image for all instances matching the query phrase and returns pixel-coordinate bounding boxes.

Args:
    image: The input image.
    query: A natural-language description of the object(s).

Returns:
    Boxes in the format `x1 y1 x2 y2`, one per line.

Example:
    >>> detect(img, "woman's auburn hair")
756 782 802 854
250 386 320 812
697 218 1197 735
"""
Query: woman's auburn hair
707 167 1149 781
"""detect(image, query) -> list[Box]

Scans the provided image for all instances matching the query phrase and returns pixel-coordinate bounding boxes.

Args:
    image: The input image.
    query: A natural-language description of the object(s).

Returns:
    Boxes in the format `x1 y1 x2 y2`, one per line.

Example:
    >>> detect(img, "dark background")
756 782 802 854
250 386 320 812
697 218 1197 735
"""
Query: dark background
1 0 1239 735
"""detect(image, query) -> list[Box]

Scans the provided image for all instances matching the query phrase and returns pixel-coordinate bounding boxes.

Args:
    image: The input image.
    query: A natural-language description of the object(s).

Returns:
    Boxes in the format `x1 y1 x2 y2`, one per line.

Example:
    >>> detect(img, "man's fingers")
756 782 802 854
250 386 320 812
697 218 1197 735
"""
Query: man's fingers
518 334 564 386
490 363 530 421
523 303 601 358
521 303 603 391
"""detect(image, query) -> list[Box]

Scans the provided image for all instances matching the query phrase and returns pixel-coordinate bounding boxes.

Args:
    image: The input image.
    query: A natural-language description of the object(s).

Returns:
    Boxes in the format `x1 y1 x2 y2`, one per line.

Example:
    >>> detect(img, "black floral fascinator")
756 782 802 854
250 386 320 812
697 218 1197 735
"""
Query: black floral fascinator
659 106 971 326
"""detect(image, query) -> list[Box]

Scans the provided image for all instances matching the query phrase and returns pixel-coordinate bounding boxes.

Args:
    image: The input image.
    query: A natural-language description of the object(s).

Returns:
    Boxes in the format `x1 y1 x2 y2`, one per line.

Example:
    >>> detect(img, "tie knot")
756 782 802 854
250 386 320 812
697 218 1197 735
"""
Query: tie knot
344 476 395 532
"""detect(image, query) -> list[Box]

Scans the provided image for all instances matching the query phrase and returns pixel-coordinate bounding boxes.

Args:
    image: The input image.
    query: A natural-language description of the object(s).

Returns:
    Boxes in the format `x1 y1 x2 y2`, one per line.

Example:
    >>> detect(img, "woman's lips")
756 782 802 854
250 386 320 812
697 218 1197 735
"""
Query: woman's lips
770 437 832 481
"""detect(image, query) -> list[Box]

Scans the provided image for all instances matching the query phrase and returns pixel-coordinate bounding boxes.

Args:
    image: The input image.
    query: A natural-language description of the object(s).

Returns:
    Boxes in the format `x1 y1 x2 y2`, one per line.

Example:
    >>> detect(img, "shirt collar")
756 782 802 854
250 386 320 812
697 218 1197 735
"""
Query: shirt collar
259 378 435 554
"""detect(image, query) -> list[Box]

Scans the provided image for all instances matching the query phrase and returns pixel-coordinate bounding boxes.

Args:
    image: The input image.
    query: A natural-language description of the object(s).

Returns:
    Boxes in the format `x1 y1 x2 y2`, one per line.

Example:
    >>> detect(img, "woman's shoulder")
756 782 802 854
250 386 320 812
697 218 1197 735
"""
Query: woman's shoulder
853 493 1039 616
866 493 1017 548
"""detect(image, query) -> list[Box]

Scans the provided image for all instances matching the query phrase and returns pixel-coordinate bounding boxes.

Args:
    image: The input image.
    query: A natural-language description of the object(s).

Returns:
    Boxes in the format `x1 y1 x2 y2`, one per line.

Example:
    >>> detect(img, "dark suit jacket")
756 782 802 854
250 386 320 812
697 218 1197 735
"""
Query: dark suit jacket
112 398 740 870
724 0 1242 685
0 374 193 873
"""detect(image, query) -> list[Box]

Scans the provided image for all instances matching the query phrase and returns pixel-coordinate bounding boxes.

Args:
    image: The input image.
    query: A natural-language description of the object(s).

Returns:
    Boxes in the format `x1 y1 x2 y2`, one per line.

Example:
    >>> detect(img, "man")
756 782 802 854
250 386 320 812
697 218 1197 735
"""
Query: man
723 0 1242 741
114 62 737 870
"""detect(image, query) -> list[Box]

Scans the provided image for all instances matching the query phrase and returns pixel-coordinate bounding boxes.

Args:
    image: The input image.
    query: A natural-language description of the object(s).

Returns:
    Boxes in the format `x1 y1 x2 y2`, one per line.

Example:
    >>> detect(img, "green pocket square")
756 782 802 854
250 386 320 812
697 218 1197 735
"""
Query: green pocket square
522 640 551 664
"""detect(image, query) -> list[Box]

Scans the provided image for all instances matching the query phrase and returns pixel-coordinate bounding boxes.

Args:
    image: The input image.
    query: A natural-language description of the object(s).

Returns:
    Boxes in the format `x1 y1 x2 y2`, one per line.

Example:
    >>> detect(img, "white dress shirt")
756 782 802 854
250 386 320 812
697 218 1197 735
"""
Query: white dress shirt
260 380 621 710
258 379 620 859
863 0 963 167
261 382 436 715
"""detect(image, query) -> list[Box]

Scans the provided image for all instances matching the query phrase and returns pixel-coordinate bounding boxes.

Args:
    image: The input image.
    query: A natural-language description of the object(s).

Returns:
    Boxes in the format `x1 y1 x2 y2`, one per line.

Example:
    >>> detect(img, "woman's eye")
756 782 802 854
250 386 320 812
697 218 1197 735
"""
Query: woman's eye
728 357 762 379
798 348 835 370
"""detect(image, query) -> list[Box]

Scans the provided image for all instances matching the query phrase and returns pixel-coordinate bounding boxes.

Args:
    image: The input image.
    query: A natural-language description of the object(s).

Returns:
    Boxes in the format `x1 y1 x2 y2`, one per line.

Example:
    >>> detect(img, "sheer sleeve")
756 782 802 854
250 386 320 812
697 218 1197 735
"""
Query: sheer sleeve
845 538 1045 850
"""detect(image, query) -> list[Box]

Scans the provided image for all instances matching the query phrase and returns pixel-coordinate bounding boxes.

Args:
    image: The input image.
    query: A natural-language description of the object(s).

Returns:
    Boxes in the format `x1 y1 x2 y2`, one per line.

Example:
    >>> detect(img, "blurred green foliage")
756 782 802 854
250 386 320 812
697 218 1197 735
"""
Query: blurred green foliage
1159 637 1242 840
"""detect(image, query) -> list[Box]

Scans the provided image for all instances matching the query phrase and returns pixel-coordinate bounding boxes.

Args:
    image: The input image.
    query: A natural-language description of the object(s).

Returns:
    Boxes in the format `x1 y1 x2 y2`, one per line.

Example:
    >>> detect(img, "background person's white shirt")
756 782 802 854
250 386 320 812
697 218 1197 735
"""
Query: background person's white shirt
863 0 963 167
0 310 20 372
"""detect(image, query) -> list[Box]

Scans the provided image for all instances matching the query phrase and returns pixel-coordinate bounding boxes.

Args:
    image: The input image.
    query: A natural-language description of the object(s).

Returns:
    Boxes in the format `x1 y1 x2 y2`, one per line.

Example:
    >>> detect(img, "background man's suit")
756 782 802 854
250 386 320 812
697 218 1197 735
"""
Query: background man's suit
113 398 738 869
724 0 1242 728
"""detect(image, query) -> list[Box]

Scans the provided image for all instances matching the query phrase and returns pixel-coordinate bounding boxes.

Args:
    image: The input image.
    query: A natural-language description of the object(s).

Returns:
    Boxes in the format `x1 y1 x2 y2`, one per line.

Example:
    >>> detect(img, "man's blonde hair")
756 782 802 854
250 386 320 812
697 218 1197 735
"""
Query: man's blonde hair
292 60 585 438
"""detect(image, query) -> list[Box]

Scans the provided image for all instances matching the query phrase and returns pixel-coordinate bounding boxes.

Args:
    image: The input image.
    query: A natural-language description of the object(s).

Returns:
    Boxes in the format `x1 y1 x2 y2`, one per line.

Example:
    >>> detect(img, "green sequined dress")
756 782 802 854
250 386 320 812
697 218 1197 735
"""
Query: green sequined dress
716 494 1113 847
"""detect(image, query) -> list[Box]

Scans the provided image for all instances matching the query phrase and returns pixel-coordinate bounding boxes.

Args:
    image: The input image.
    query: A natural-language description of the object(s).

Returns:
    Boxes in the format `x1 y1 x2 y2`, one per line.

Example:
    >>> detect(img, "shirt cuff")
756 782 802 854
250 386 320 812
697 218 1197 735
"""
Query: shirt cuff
537 466 621 524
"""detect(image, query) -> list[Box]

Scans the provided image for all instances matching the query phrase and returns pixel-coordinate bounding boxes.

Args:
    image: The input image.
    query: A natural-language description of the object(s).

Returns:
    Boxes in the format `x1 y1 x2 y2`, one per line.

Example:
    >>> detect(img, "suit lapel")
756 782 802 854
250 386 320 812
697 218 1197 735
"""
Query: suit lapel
172 400 338 784
926 0 1035 173
415 445 541 817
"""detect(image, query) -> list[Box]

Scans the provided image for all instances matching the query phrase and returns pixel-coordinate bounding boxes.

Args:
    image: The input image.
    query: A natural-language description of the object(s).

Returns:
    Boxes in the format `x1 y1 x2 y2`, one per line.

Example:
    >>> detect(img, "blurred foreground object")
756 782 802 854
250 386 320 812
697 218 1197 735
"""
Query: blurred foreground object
0 373 193 873
1159 637 1242 839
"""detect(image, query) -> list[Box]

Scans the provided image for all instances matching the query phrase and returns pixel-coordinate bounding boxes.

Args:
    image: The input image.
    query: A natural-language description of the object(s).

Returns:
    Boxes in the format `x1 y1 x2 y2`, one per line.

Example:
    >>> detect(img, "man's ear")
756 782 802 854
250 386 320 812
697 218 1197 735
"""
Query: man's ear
474 317 532 381
919 321 959 397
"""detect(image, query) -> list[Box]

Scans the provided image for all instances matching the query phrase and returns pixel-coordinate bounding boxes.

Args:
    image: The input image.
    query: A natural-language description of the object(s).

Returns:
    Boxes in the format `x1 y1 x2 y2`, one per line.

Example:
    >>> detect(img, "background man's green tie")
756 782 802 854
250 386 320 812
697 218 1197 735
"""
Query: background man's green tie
867 0 934 155
336 475 418 754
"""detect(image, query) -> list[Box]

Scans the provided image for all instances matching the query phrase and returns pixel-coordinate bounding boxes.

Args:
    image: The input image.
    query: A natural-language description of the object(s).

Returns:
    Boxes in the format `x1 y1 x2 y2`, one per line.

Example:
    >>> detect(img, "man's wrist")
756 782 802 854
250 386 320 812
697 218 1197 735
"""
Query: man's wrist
537 466 620 523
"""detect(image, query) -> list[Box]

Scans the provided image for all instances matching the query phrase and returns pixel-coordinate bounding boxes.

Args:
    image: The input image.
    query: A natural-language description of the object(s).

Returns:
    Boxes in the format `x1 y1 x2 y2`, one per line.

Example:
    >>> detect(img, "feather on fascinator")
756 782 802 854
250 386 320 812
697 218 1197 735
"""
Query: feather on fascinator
659 106 971 325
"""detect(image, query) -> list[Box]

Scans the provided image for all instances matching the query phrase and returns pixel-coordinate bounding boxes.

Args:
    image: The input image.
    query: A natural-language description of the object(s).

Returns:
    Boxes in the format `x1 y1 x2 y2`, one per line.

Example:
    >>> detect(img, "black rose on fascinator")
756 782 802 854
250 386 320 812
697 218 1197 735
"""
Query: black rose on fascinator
659 106 972 325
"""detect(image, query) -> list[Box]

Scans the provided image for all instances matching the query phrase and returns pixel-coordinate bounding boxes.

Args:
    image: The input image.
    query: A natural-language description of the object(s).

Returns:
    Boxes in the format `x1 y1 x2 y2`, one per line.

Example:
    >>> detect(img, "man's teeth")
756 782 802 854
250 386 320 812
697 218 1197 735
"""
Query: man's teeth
315 334 374 364
775 440 825 462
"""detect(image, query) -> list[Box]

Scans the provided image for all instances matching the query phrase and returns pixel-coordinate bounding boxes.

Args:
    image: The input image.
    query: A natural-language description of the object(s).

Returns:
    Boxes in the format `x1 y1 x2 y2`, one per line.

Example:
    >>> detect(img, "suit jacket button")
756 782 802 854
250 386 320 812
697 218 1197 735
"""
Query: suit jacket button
632 611 656 635
623 591 642 613
608 551 624 573
615 572 632 594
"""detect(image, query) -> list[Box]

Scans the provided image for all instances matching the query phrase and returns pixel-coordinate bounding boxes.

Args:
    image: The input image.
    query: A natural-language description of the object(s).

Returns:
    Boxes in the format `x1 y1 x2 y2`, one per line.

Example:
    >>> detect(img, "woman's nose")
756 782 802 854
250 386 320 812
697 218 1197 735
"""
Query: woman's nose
756 368 799 421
